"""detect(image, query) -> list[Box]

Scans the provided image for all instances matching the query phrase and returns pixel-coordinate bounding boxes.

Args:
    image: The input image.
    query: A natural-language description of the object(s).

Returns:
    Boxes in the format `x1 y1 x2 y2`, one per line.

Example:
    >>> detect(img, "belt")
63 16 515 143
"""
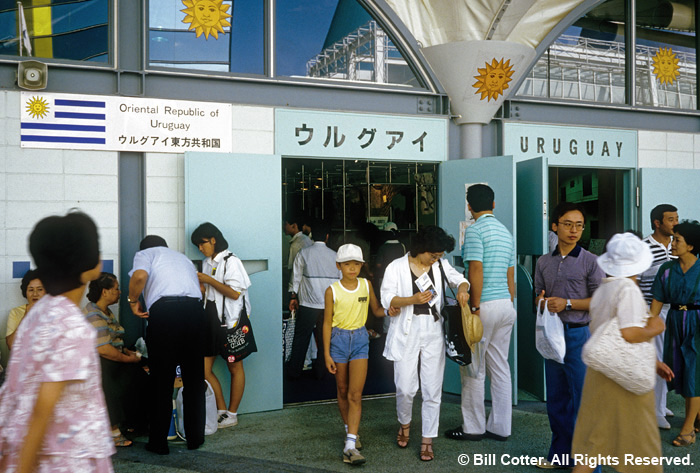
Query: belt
671 304 700 311
158 296 200 303
563 322 589 329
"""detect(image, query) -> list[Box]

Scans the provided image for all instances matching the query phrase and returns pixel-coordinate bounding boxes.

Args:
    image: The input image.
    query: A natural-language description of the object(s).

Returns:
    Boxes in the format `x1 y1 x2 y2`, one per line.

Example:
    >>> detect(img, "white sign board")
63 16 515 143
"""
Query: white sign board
20 92 232 153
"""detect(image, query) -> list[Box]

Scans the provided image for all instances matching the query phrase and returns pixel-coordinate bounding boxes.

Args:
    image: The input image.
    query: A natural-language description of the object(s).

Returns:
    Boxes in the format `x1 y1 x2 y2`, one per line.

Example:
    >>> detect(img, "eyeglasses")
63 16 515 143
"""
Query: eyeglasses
427 252 444 261
557 221 585 231
198 239 212 247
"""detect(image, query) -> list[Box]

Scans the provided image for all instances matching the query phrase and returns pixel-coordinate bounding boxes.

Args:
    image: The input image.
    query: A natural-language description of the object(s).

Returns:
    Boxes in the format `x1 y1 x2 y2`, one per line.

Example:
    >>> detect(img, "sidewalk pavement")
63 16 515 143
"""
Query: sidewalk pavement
114 391 699 472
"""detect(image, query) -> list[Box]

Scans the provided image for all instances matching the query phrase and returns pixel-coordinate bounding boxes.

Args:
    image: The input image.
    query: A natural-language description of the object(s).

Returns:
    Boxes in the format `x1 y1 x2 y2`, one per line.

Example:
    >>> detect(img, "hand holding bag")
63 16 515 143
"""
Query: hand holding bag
582 315 656 395
535 299 566 364
438 261 471 366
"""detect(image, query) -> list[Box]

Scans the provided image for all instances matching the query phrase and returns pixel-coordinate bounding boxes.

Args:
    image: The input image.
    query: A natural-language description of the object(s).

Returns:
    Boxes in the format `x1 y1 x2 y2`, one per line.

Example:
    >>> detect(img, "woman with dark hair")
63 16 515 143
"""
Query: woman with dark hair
651 219 700 447
191 222 252 429
5 269 45 350
85 272 149 447
380 225 469 461
0 212 114 472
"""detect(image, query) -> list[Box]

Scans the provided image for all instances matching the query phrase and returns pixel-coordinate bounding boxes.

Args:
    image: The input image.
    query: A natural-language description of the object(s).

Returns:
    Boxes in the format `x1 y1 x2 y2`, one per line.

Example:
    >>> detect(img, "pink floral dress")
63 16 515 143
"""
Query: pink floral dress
0 295 115 472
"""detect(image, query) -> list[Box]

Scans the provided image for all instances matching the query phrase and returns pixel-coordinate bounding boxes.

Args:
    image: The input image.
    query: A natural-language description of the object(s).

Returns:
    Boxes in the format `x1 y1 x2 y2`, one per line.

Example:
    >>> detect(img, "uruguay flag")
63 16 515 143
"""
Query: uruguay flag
21 93 107 148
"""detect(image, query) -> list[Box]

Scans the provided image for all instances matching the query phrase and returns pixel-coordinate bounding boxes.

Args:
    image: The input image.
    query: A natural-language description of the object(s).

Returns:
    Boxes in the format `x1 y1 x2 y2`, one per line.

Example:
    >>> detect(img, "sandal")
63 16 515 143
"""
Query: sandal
420 441 434 461
396 424 410 448
113 433 133 448
672 431 696 447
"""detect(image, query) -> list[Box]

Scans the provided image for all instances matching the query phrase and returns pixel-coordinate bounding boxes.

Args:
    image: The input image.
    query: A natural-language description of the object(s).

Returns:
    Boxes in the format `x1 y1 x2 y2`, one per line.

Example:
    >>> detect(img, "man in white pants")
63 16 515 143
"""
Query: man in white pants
445 184 516 442
639 204 678 429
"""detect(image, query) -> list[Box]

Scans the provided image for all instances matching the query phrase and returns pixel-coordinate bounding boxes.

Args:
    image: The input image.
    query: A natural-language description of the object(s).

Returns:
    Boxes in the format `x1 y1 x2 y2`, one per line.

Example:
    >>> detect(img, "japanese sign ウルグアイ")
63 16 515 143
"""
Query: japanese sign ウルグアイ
20 92 233 153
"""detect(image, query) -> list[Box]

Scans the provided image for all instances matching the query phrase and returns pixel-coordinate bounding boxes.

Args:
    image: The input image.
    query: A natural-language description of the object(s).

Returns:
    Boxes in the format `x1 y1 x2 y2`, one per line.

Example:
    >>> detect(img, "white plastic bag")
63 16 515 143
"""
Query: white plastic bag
535 299 566 364
176 380 218 437
465 339 486 379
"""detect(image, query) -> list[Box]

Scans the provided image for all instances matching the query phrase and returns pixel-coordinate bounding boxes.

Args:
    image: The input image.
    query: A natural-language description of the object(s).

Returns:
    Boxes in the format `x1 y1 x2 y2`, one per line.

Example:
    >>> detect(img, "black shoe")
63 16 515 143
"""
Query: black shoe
187 440 204 450
485 430 509 442
444 426 484 441
145 443 170 455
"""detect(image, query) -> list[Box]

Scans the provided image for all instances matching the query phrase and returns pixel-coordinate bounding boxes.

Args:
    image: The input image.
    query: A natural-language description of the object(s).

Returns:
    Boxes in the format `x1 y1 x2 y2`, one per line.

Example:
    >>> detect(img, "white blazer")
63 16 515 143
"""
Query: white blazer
380 254 468 361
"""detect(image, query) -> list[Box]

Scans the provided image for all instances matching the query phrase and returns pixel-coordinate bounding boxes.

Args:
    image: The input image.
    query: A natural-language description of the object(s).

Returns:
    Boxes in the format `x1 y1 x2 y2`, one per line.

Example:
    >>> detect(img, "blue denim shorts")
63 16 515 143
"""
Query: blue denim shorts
329 326 369 363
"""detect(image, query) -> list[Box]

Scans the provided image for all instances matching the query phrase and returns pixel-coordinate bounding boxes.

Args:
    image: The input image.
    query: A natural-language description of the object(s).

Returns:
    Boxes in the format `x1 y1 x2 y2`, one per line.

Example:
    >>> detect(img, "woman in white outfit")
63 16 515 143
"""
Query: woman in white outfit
381 225 469 461
191 222 252 429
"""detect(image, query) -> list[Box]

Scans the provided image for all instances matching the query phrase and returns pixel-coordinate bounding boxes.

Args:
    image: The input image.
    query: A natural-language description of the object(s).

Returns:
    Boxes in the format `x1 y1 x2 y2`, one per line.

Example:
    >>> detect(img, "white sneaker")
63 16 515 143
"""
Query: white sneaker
218 412 238 428
665 407 674 417
657 415 671 430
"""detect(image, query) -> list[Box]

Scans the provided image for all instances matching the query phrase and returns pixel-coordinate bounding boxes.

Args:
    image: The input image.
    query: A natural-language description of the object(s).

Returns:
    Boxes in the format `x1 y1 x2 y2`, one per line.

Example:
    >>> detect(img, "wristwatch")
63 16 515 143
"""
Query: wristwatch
471 306 480 312
127 296 138 304
565 299 572 311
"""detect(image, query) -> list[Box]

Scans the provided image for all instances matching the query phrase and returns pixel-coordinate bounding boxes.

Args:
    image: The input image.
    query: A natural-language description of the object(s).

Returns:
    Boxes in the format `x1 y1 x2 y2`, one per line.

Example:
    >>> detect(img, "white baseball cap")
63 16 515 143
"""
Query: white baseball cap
336 244 365 263
597 232 653 277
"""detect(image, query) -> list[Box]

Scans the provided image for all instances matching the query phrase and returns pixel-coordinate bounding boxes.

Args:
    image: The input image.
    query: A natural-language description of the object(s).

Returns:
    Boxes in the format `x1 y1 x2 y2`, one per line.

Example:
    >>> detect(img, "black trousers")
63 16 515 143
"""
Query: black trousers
287 305 325 378
146 296 206 448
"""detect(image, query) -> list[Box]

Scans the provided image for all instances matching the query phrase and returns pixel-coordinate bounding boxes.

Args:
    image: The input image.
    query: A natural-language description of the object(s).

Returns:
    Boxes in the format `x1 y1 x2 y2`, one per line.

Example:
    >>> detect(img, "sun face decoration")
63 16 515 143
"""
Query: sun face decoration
181 0 232 40
473 58 515 102
25 96 50 119
652 47 680 85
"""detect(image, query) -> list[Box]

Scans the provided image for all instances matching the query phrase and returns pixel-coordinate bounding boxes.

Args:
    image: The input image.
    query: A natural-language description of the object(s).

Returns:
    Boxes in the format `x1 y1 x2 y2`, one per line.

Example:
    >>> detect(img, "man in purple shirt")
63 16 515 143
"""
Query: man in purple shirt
534 202 604 469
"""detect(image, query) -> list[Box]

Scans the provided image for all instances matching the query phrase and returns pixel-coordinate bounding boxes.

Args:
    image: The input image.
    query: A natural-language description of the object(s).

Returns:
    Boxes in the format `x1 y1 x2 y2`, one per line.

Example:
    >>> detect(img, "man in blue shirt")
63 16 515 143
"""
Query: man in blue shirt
128 235 206 454
446 184 516 442
534 202 604 469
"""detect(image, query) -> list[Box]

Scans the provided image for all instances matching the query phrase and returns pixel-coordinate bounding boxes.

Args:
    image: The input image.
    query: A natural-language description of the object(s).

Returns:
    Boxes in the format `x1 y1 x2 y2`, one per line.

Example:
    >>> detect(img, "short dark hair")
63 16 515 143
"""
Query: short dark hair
284 212 303 228
312 219 330 242
467 184 494 213
29 212 100 296
140 235 168 250
409 226 455 256
650 204 677 231
552 201 586 225
191 222 229 253
673 220 700 257
87 272 118 303
20 268 42 298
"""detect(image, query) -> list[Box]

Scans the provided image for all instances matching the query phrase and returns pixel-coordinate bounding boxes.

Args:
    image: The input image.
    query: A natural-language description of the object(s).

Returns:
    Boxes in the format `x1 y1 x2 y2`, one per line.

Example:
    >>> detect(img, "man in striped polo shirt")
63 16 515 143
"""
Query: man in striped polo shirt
445 184 516 442
639 204 678 429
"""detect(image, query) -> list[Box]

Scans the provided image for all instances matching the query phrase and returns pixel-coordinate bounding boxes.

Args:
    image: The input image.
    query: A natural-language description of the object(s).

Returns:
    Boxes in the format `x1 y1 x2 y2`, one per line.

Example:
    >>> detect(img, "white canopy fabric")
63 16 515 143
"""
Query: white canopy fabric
384 0 589 49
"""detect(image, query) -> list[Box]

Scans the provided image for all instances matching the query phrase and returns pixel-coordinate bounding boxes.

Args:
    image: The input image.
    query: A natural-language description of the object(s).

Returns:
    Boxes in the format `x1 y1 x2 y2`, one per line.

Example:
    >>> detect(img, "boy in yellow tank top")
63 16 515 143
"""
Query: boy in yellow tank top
323 244 398 465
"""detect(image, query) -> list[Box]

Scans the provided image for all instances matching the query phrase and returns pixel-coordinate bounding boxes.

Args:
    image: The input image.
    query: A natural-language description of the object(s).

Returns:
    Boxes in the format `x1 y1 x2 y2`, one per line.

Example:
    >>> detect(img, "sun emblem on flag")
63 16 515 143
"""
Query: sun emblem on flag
652 47 680 85
25 96 50 119
473 58 515 101
181 0 232 40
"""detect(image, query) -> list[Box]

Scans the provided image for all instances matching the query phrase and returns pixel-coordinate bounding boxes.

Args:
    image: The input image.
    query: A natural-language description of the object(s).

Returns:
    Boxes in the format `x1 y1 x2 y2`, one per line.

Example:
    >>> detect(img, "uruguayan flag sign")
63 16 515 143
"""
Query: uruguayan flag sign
20 92 232 153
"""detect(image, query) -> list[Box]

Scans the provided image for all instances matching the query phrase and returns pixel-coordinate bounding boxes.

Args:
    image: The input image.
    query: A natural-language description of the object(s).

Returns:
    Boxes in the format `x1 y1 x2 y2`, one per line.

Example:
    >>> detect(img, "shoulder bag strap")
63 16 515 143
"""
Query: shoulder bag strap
220 253 233 326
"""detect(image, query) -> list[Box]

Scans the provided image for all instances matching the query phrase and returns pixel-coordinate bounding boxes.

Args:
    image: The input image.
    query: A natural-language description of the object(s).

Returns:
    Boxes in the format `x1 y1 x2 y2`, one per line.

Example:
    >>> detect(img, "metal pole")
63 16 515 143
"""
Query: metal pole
625 0 636 106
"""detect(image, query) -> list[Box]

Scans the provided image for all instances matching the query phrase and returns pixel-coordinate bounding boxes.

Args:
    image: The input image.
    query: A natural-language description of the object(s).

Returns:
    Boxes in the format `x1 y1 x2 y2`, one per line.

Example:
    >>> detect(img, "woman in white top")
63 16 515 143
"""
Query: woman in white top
571 233 672 473
380 225 469 461
191 222 252 429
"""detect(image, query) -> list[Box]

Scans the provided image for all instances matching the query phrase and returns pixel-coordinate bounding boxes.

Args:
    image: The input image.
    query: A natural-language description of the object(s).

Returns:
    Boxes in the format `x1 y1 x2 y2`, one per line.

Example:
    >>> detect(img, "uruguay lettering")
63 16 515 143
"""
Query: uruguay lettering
520 136 623 157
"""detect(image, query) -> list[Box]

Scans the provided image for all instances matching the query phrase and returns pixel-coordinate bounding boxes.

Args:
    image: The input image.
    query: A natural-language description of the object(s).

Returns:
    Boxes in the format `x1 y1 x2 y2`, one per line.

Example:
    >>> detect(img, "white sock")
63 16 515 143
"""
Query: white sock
344 434 357 452
227 411 237 417
217 409 227 416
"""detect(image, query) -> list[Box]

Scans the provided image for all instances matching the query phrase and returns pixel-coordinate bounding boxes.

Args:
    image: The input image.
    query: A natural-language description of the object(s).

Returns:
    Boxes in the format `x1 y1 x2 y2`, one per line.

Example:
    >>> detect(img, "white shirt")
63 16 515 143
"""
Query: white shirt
129 247 201 310
288 231 312 270
380 254 469 361
290 242 341 309
203 250 252 329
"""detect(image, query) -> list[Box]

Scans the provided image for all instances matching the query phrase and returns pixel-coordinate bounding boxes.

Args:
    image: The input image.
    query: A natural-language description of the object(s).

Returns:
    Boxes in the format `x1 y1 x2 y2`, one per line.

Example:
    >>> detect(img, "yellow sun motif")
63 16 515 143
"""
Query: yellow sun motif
652 47 680 85
473 58 515 102
181 0 232 40
26 96 50 119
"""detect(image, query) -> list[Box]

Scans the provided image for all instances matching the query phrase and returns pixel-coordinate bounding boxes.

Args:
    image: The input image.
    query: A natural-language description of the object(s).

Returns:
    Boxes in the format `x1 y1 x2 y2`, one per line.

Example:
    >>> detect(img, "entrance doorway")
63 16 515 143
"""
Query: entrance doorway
281 158 439 404
548 167 631 254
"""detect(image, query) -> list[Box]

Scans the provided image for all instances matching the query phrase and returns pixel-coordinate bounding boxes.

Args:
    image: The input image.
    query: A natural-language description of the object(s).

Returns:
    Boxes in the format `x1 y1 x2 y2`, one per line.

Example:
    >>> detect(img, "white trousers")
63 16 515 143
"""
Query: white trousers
654 304 670 417
459 298 516 437
394 314 445 438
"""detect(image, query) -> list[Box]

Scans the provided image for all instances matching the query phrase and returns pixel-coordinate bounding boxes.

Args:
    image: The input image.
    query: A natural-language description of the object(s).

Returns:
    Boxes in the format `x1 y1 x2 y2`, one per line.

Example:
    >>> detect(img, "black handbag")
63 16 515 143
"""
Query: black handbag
219 255 257 363
438 261 471 366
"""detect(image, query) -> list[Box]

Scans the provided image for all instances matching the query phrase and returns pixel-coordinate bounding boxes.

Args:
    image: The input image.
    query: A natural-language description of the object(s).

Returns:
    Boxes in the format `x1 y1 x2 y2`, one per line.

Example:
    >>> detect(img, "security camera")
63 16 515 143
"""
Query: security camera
17 60 47 90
